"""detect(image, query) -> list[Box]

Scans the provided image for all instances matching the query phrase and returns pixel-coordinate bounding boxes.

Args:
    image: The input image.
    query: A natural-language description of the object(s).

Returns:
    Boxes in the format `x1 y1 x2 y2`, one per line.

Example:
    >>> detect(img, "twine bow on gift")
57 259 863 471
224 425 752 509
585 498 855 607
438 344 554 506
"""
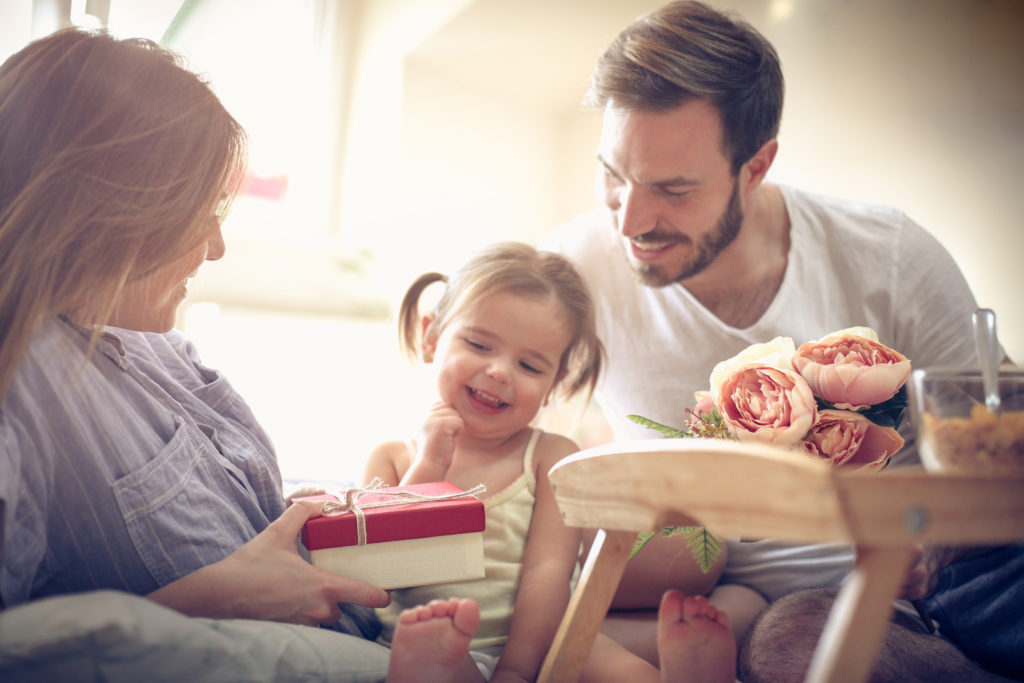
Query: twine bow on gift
320 478 487 546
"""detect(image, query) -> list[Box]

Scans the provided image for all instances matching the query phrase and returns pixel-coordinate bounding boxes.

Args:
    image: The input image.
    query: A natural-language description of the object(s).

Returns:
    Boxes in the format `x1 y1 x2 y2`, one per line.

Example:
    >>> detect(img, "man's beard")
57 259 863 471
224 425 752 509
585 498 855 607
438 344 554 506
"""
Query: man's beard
619 180 743 288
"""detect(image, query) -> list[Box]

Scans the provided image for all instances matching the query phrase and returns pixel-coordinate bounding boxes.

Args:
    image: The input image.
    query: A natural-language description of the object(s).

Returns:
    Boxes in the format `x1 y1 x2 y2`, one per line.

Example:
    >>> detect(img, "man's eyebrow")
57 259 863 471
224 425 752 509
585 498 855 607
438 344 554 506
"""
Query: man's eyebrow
651 176 698 189
596 154 698 188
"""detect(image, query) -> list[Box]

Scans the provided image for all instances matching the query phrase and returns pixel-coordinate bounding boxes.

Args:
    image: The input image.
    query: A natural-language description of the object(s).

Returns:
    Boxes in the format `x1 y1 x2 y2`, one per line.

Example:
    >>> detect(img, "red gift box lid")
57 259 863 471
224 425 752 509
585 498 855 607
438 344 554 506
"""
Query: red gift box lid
298 481 486 550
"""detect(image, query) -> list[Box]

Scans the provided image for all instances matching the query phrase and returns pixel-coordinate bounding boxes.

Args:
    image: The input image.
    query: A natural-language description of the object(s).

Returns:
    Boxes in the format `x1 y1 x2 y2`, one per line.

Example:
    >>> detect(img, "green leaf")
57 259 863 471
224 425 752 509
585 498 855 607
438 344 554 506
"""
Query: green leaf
863 386 909 430
628 531 657 558
628 525 723 573
626 414 691 438
683 527 723 574
814 386 909 430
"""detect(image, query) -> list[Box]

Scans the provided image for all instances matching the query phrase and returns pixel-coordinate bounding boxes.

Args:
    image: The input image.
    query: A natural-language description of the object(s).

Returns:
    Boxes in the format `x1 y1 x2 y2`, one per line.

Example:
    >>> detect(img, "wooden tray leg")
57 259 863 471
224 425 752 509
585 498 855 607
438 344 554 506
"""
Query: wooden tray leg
537 528 636 683
805 545 914 683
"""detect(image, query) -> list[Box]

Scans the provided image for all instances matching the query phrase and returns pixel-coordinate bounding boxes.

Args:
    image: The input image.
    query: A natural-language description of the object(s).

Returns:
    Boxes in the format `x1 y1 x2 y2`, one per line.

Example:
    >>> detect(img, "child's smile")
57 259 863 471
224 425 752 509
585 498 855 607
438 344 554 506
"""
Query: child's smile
466 387 508 413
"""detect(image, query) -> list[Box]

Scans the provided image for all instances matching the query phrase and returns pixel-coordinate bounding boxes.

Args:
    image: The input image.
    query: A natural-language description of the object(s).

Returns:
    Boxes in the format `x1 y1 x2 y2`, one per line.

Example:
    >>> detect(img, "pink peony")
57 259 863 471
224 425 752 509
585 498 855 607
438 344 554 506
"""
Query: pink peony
716 365 818 449
687 390 718 431
792 328 910 410
691 390 716 419
802 409 904 471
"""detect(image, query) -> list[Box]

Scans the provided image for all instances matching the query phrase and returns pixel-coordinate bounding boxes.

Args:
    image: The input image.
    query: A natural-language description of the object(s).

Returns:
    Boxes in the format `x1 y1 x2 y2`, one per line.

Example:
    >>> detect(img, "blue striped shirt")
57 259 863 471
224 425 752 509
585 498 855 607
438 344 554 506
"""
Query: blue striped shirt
0 317 285 606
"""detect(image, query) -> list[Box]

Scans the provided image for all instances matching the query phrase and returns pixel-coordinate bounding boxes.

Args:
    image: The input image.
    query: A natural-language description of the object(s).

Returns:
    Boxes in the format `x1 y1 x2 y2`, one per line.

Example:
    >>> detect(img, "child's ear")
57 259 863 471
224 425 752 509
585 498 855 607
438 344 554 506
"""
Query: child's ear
421 314 437 363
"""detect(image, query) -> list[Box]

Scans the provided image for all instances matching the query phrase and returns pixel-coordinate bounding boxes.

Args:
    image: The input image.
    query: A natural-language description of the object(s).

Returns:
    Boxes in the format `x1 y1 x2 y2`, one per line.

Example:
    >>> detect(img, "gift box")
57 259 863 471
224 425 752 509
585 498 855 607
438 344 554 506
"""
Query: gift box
297 481 486 590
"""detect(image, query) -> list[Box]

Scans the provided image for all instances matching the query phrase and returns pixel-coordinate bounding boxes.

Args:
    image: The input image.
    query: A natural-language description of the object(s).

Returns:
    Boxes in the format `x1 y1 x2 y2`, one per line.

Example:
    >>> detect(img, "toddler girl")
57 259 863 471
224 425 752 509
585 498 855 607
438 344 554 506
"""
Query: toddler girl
365 241 602 681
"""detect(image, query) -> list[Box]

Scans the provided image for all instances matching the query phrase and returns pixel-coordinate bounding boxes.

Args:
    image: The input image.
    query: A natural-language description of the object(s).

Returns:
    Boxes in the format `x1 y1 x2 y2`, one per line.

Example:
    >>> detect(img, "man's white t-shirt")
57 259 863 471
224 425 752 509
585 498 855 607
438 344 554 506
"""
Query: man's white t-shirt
544 184 982 600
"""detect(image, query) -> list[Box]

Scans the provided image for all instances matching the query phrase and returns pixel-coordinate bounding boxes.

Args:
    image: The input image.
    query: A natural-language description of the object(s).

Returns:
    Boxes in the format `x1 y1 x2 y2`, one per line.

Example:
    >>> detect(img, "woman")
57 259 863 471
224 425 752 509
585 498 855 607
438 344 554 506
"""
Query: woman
0 28 473 682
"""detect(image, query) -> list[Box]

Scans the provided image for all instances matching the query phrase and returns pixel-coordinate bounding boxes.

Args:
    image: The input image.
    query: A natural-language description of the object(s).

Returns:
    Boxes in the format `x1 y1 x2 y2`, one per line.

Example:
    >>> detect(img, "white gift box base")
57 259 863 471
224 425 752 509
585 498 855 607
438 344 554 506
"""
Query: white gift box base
309 531 485 590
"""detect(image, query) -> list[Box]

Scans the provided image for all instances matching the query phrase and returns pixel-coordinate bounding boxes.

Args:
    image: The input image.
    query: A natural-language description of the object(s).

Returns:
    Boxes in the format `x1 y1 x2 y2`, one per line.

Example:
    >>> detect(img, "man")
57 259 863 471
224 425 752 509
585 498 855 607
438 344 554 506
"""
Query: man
544 1 1020 680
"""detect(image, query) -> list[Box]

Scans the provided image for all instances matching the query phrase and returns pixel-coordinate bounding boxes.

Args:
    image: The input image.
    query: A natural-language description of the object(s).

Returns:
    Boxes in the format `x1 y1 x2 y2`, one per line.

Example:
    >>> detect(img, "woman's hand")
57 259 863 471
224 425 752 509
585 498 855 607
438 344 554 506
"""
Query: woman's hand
148 499 390 626
401 402 464 485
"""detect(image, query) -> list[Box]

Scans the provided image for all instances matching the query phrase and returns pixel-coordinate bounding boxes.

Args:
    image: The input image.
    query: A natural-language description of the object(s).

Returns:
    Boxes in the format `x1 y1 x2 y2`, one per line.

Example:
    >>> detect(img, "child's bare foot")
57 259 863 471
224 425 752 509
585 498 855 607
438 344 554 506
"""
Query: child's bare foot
657 589 736 683
387 597 482 683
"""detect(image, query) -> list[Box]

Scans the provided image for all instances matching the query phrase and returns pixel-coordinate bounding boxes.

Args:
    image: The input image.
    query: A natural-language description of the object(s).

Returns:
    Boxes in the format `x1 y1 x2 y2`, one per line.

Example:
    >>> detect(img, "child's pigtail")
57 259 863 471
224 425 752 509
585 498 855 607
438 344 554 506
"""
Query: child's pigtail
397 271 447 363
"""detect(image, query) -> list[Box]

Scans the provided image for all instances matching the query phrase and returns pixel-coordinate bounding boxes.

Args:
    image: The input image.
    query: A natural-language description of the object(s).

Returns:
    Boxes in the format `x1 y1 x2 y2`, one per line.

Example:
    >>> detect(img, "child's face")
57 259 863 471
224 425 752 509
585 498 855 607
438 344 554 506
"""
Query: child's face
425 290 572 440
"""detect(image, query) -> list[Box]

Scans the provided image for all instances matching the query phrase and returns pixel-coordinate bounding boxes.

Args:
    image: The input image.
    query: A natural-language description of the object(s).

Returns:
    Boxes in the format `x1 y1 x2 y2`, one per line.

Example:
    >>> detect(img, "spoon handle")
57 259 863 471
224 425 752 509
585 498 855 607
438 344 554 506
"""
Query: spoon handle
972 308 1001 413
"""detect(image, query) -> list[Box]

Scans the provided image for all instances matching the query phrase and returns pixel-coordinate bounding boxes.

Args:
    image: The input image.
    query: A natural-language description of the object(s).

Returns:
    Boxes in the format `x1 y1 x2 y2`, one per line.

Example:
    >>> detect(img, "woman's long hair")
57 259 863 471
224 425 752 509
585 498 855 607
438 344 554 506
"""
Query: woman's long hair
0 29 247 400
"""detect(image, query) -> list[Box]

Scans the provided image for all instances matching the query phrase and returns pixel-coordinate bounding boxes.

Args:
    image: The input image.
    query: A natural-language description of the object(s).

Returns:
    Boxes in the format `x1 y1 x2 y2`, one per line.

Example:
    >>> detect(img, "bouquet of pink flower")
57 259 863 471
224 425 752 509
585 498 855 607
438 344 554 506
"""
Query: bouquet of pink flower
627 327 911 568
631 326 911 471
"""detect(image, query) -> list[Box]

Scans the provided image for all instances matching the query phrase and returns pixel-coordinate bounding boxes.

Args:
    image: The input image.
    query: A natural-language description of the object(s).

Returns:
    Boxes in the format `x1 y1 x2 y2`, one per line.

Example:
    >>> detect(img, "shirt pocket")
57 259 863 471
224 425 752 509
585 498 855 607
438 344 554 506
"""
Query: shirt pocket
188 362 235 414
112 418 265 587
186 366 281 513
188 363 270 452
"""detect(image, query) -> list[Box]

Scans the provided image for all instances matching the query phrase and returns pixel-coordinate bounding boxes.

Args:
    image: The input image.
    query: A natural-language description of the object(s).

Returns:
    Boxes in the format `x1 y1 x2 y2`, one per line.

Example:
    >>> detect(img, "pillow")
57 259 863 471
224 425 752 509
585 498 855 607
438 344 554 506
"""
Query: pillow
0 590 390 682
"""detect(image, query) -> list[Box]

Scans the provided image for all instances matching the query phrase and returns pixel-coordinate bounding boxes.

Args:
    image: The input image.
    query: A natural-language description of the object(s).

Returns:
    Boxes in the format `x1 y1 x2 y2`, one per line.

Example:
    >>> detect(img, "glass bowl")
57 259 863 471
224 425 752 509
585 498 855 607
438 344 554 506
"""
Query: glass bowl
908 366 1024 475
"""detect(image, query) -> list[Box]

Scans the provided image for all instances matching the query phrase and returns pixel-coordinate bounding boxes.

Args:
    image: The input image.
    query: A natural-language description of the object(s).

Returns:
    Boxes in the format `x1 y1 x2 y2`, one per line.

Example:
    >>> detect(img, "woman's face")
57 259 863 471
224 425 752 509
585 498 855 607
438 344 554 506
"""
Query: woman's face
108 219 225 332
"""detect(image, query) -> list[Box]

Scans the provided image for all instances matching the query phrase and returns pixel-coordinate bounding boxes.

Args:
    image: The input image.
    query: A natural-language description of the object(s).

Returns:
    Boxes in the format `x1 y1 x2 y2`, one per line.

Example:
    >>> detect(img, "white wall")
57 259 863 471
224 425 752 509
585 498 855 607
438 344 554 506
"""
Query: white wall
385 60 565 290
0 1 32 57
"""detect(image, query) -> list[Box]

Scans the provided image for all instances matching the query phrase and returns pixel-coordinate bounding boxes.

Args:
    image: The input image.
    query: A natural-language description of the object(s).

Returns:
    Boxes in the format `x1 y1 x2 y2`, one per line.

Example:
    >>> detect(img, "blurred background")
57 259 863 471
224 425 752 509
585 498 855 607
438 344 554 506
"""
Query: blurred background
3 0 1022 484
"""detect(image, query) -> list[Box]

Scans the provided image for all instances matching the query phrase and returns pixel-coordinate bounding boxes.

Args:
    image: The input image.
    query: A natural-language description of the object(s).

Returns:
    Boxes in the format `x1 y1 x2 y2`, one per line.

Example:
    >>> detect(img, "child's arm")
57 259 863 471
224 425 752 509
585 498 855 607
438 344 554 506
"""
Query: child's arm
400 401 464 485
491 433 581 683
362 440 408 486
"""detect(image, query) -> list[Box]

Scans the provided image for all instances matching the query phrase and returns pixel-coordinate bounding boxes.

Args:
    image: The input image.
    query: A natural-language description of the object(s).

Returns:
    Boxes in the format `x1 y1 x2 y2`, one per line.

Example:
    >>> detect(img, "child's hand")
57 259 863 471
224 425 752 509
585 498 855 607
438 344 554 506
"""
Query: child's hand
409 402 464 482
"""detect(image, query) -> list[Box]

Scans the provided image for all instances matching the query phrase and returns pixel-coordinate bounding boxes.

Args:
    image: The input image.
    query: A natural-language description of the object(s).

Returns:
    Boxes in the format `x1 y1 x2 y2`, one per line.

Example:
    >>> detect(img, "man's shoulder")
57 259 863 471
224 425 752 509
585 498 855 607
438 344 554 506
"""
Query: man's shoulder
782 184 910 231
780 184 933 257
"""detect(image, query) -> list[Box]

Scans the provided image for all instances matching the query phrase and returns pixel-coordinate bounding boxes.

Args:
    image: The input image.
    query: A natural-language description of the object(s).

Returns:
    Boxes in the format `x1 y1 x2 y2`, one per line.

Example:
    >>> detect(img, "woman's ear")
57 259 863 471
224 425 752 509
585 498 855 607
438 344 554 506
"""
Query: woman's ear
421 314 437 363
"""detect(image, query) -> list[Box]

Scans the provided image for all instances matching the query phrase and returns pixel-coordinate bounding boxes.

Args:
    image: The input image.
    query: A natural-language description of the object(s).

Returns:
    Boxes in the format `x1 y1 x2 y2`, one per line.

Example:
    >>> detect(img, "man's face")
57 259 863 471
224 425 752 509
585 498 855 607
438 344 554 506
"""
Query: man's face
596 99 744 287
